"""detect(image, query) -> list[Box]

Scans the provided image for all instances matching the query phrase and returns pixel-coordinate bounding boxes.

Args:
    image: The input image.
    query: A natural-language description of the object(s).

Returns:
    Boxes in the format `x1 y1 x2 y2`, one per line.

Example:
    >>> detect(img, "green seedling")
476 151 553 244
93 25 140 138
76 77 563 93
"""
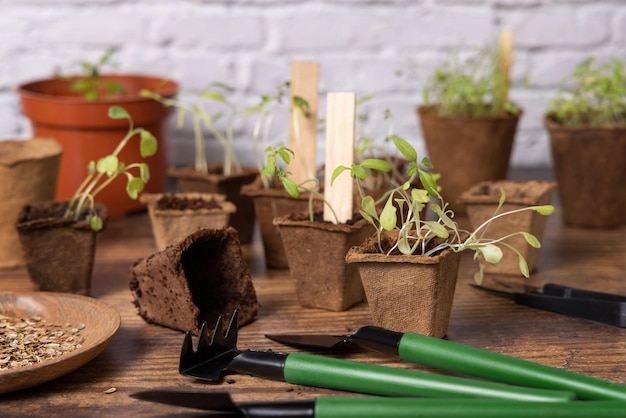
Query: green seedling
56 46 125 101
333 135 554 284
422 43 518 117
261 145 339 223
548 57 626 126
64 106 157 231
142 82 241 177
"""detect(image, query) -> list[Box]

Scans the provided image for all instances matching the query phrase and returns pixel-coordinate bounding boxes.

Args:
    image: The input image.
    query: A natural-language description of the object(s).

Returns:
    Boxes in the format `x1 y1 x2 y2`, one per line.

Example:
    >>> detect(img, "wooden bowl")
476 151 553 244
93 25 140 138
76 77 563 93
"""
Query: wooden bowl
0 292 121 394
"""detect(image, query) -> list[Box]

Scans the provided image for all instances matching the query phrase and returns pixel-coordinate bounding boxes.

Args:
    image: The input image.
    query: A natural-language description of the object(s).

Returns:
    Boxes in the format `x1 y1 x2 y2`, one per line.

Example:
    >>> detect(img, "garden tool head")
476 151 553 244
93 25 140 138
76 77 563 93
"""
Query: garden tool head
179 310 241 381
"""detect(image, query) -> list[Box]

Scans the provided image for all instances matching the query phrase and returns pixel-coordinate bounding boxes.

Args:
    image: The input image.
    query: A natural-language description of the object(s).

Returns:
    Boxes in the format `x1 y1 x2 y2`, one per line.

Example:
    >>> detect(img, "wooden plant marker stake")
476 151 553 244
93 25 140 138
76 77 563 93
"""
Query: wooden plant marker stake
324 92 356 224
498 30 514 101
288 62 319 185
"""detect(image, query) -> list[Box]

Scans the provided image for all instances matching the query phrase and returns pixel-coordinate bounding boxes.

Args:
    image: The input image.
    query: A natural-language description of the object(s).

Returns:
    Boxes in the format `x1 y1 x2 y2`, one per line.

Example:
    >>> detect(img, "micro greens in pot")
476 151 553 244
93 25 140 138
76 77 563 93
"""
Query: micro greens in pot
333 135 554 283
64 105 157 231
56 46 125 101
422 43 518 117
261 145 339 223
141 82 242 176
548 57 626 127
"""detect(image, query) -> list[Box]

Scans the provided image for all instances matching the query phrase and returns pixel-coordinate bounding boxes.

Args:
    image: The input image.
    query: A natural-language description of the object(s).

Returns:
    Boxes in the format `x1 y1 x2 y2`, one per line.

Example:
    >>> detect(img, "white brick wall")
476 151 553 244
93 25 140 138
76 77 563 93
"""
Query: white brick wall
1 0 625 168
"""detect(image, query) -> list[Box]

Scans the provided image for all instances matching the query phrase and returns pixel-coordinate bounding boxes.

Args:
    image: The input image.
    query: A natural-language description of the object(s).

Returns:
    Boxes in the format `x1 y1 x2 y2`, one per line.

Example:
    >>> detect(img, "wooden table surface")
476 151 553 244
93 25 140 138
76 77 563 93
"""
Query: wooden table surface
1 197 625 417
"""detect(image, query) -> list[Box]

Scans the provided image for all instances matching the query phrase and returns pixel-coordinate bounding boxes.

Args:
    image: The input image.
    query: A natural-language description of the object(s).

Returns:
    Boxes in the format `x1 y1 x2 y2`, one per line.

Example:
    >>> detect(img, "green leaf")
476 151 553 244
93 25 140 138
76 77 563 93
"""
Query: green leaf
380 196 397 231
331 166 350 185
522 232 541 248
423 221 449 238
532 205 555 216
96 155 119 176
360 158 391 172
518 254 530 278
89 216 104 232
138 163 151 182
411 188 430 204
397 234 413 255
358 209 374 224
126 177 145 199
498 187 506 209
281 177 300 198
277 148 293 164
200 91 227 102
361 195 378 219
391 135 417 162
419 171 440 196
108 106 130 120
139 129 158 157
431 204 457 230
352 165 368 180
478 244 503 266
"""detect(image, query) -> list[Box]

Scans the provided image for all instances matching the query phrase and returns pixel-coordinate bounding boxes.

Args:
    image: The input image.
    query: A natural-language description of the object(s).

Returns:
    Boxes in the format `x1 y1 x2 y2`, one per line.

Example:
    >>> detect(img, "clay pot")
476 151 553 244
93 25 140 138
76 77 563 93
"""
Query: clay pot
15 201 107 295
141 192 236 251
417 105 520 215
346 232 462 338
0 139 62 268
274 214 374 311
545 116 626 228
241 177 321 269
17 74 178 218
459 180 556 275
168 165 258 244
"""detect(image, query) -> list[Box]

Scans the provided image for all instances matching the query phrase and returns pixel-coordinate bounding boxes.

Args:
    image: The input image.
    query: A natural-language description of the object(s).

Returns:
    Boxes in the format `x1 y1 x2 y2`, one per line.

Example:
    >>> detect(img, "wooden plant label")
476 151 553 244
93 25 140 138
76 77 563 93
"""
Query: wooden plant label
288 62 319 185
498 30 514 97
324 92 356 224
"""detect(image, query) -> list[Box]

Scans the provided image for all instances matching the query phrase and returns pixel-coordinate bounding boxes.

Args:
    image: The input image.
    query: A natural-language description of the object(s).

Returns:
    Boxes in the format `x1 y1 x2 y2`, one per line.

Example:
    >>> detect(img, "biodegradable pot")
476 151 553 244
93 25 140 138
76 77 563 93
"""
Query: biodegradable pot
417 105 520 215
129 227 259 335
346 232 462 338
141 192 237 251
274 214 374 311
459 180 556 275
545 116 626 228
0 138 62 268
15 201 108 295
241 177 321 269
168 165 258 244
18 74 178 218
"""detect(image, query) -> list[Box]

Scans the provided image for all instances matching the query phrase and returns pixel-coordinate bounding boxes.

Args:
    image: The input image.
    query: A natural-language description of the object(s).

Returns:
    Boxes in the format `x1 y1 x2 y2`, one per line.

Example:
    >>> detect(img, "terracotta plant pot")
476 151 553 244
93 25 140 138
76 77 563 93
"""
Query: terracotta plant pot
545 116 626 228
346 232 462 337
15 201 108 295
168 165 258 244
141 192 237 251
241 177 321 269
274 214 373 311
129 227 259 335
0 139 62 268
459 180 556 275
417 105 520 215
18 74 178 218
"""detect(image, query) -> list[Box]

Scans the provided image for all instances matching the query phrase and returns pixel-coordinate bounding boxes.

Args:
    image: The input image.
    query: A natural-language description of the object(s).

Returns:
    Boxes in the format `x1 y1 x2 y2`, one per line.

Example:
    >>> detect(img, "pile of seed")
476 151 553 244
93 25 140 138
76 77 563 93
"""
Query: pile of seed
0 315 86 370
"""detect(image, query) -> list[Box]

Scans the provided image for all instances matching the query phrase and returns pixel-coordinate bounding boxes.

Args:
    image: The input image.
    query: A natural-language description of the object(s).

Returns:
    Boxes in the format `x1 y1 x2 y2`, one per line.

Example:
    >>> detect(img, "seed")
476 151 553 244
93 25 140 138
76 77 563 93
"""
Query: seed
0 315 87 370
104 387 117 394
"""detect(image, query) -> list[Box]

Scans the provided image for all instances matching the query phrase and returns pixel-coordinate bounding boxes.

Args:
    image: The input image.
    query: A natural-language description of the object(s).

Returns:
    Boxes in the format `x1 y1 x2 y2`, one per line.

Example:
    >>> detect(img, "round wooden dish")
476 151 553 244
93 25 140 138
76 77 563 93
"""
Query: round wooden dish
0 292 121 394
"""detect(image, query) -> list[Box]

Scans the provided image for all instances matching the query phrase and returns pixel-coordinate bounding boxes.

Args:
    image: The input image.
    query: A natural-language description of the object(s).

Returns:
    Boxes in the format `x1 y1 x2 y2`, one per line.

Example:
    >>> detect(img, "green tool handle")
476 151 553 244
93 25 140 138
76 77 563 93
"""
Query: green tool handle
315 398 626 418
283 352 573 402
398 333 626 401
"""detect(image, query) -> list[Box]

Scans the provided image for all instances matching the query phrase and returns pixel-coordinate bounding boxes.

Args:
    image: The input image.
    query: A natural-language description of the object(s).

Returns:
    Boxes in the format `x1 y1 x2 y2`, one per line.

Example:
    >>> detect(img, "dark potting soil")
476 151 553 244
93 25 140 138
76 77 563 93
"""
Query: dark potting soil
473 183 530 199
156 195 222 211
286 211 363 225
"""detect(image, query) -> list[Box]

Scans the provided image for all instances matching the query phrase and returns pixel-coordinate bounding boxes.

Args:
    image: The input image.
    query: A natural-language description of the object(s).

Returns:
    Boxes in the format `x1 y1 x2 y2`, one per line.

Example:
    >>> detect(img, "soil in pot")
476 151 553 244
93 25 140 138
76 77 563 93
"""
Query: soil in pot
129 227 259 335
168 165 258 244
275 212 373 311
15 201 107 295
0 138 62 268
141 192 236 251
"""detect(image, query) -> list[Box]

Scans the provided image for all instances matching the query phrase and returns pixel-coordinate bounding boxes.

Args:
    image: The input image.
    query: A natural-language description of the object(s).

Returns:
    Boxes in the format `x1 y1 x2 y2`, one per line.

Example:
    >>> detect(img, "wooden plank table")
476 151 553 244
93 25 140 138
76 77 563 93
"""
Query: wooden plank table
1 193 625 417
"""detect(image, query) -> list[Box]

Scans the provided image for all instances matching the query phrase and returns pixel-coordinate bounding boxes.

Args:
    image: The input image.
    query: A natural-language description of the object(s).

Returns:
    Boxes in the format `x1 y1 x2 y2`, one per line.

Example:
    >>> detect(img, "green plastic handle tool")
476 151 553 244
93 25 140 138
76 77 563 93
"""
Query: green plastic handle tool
283 352 573 402
396 331 626 401
315 398 626 418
